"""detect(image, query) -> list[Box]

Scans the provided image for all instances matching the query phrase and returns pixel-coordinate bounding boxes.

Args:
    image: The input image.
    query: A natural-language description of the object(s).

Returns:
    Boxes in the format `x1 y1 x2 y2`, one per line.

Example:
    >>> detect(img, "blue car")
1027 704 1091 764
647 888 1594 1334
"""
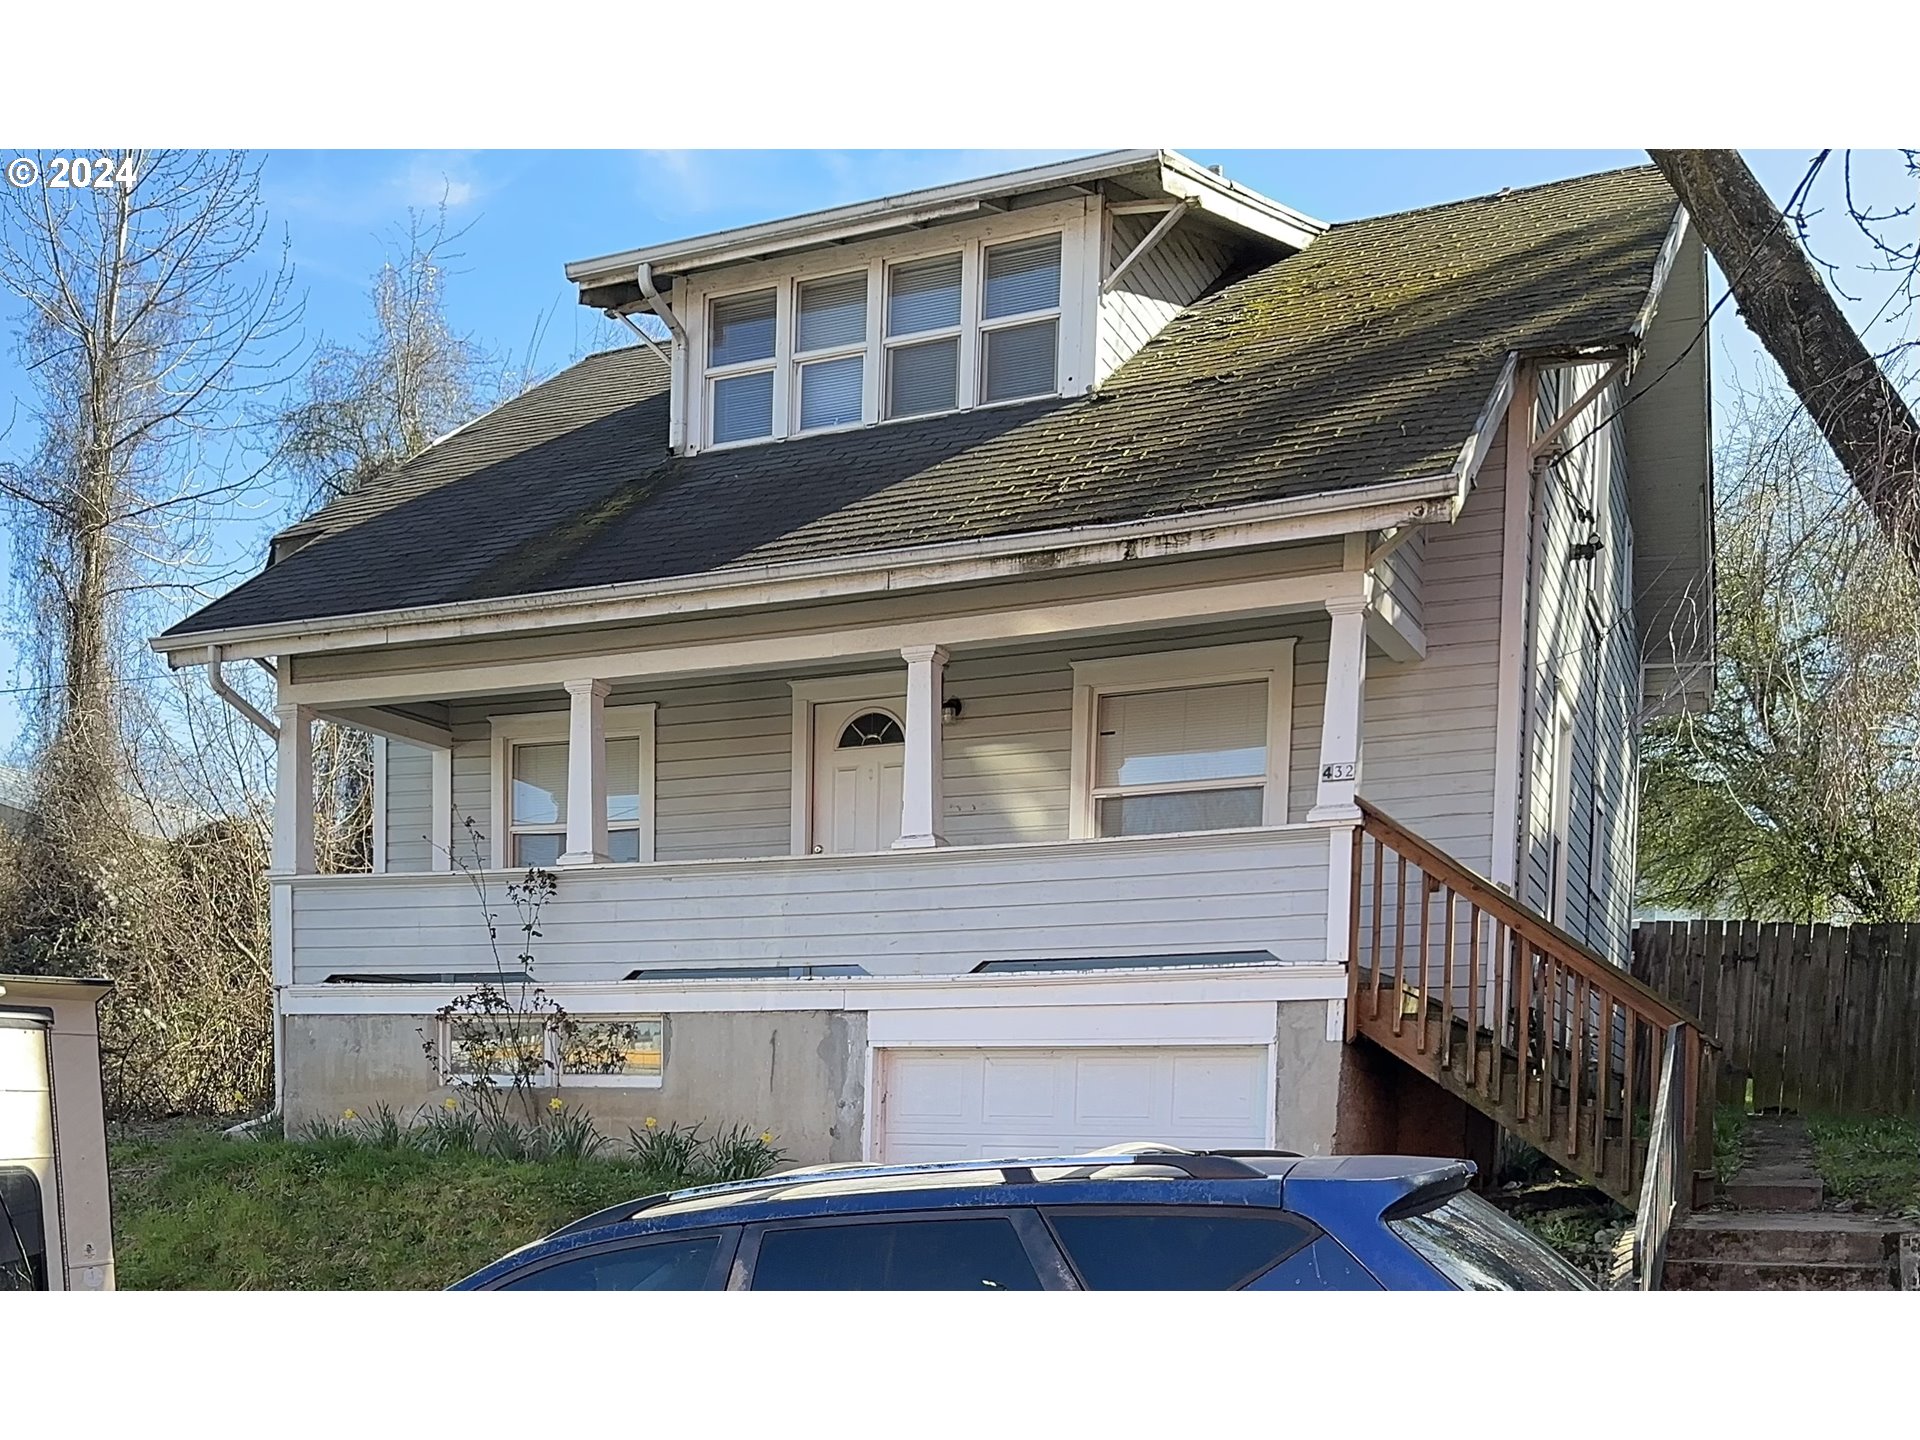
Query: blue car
451 1146 1593 1291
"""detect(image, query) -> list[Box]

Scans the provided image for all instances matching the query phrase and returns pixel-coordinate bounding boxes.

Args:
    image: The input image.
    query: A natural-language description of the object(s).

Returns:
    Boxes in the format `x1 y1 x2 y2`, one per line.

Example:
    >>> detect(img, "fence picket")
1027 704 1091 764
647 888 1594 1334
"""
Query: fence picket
1630 920 1920 1121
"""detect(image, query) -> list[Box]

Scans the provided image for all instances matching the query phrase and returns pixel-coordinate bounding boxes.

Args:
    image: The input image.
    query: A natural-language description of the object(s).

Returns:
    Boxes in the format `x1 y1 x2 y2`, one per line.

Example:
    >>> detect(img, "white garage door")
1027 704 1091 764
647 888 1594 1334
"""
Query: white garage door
875 1046 1271 1162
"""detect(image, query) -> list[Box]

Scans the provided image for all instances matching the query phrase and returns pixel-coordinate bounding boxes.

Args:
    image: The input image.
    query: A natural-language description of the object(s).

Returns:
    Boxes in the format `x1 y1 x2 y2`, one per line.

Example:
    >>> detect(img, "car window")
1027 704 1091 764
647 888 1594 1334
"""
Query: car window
1243 1235 1382 1290
499 1234 723 1291
1389 1192 1593 1291
749 1216 1042 1291
1045 1209 1316 1290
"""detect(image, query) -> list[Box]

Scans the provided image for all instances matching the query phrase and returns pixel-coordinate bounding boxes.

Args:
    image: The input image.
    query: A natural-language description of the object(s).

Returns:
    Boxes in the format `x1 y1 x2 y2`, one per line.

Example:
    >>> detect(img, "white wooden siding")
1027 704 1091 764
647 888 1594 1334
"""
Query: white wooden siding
1095 210 1233 382
286 825 1335 985
434 616 1333 857
1359 423 1506 874
1517 365 1639 962
1373 526 1426 637
382 742 434 872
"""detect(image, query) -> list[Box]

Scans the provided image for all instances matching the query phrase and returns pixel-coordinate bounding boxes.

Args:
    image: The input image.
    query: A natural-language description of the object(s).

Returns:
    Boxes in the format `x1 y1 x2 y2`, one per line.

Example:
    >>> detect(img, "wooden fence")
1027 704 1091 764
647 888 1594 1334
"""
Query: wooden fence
1630 921 1920 1119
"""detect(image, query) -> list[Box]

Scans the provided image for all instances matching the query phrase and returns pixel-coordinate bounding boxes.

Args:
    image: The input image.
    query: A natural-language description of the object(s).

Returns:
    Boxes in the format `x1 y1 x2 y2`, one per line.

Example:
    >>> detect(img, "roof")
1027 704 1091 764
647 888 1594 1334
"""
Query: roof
564 149 1324 291
161 165 1681 650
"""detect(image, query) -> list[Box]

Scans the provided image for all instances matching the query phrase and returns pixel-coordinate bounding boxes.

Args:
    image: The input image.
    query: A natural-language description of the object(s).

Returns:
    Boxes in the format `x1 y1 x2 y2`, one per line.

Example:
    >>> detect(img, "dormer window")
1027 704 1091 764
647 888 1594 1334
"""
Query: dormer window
694 223 1073 450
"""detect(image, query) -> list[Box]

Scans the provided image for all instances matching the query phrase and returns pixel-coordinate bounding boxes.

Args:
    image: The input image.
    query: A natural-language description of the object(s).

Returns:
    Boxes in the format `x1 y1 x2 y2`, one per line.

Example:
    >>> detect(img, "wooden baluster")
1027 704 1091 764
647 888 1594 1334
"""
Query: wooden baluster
1391 853 1408 1037
1568 971 1585 1160
1539 956 1556 1144
1594 989 1612 1185
1489 922 1508 1106
1465 902 1481 1092
1415 868 1432 1054
1368 834 1385 1020
1515 944 1532 1124
1623 1009 1638 1191
1439 886 1456 1072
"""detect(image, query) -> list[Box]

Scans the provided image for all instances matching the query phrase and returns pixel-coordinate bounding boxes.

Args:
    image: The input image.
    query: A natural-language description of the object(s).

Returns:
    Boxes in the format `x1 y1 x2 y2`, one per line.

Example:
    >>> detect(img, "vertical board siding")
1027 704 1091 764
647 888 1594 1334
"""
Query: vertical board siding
1095 211 1232 382
1517 366 1638 963
1360 421 1506 875
382 741 434 872
288 826 1335 985
1632 921 1920 1119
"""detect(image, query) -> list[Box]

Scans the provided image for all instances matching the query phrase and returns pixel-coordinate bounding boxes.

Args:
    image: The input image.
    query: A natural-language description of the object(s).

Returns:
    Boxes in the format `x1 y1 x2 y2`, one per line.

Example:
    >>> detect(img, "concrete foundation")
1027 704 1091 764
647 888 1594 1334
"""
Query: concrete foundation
283 1010 867 1165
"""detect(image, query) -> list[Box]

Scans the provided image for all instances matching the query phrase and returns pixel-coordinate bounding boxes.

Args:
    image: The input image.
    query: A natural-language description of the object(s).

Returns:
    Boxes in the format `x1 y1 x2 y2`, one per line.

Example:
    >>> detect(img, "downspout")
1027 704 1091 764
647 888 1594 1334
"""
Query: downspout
205 644 286 1121
635 262 687 347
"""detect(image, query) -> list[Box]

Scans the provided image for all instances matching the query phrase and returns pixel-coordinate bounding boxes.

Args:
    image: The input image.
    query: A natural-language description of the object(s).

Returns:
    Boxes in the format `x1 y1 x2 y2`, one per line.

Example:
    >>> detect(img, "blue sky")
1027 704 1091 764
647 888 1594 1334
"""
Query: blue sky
2 148 1915 758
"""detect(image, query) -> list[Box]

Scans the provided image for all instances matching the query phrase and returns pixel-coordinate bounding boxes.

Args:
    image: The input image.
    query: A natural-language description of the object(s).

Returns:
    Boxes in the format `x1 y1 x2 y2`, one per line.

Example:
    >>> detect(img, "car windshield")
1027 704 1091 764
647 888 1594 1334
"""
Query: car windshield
1389 1191 1594 1291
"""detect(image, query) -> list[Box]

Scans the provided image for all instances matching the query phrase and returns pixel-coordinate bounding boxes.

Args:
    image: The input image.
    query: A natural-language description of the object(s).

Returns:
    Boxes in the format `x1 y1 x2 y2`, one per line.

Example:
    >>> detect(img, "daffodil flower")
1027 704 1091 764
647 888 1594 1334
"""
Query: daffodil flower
644 1116 658 1129
548 1097 566 1113
342 1108 356 1121
443 1097 459 1111
760 1131 775 1145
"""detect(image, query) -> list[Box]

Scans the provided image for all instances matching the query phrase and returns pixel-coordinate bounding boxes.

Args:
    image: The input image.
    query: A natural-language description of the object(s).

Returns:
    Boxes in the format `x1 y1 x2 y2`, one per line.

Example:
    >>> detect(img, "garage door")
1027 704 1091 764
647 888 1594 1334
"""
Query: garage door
875 1047 1270 1162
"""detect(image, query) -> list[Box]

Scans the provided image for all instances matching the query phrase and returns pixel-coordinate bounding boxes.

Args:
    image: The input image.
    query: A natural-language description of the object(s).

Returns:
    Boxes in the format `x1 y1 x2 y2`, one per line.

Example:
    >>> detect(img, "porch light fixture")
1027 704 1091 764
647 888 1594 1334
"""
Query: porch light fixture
942 696 963 724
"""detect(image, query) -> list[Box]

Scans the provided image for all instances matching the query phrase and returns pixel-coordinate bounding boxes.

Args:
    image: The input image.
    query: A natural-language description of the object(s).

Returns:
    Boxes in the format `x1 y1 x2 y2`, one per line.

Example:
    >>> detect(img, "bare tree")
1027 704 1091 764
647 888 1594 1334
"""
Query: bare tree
1648 150 1920 572
1639 379 1920 923
272 209 497 872
0 149 294 973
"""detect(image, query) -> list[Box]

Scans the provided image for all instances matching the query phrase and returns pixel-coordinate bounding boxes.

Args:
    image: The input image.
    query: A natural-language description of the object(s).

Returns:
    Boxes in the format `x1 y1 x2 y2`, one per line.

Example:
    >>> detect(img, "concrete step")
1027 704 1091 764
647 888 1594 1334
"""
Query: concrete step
1669 1212 1908 1266
1722 1175 1825 1211
1664 1256 1895 1291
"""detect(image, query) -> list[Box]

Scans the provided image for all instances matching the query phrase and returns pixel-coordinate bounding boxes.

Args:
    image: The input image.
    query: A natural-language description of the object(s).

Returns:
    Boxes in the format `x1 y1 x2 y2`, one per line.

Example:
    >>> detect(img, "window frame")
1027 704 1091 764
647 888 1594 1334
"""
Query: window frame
482 1225 739 1290
1038 1204 1321 1291
681 199 1087 452
731 1207 1076 1291
704 287 781 448
1066 640 1296 841
488 704 658 870
436 1011 668 1090
975 233 1064 407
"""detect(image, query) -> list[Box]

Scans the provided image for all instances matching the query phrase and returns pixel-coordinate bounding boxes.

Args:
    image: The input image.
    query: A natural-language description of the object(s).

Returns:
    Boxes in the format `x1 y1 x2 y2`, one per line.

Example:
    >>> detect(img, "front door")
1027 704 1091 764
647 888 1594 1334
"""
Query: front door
812 701 906 854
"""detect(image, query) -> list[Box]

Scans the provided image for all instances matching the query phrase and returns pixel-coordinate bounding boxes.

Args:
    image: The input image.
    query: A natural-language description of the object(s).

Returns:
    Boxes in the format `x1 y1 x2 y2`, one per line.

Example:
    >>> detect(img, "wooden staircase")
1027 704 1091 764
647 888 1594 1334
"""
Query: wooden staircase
1347 800 1715 1210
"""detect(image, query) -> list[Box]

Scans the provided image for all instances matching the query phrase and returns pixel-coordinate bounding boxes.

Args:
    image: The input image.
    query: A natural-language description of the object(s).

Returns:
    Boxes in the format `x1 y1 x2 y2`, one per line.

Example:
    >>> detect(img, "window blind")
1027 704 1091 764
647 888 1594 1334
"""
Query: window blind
887 254 962 336
982 319 1057 403
712 370 774 443
708 289 776 367
888 338 958 417
799 354 863 430
1095 682 1267 789
797 273 867 352
983 235 1060 319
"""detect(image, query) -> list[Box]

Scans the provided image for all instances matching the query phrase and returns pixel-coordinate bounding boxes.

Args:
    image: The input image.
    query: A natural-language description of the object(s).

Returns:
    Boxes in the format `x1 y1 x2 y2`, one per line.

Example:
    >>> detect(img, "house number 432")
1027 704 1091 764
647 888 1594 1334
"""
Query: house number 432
1320 762 1357 782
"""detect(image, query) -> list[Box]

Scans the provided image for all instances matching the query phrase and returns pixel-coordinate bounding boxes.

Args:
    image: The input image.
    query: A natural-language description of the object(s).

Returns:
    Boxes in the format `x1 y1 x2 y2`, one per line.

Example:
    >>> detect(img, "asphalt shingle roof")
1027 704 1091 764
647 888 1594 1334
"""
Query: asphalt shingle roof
163 164 1680 641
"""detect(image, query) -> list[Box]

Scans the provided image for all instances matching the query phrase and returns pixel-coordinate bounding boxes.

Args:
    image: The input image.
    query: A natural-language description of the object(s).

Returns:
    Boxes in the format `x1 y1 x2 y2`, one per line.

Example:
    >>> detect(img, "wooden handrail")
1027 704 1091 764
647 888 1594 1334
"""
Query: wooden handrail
1350 797 1714 1210
1356 799 1699 1031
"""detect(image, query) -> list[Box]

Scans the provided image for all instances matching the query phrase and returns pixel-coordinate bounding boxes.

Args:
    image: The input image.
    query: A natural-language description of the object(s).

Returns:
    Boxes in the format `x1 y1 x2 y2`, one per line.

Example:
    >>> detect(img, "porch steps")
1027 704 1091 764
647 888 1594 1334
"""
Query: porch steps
1664 1215 1913 1291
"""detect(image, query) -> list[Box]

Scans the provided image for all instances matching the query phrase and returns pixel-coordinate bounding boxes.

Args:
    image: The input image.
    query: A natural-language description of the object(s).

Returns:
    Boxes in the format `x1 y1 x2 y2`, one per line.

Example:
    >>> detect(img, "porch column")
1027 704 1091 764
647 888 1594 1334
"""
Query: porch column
271 702 315 876
1308 593 1369 823
557 678 610 866
893 644 948 850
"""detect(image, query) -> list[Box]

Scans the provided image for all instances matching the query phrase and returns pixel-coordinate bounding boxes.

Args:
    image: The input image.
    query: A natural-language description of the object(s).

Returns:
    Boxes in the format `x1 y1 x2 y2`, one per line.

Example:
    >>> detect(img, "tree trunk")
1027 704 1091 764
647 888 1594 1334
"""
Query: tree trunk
1648 149 1920 572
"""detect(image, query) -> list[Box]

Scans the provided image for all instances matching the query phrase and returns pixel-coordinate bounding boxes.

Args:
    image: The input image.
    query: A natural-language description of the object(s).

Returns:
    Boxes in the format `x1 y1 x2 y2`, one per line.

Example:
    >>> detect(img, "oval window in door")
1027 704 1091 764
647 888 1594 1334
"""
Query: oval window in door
838 712 904 747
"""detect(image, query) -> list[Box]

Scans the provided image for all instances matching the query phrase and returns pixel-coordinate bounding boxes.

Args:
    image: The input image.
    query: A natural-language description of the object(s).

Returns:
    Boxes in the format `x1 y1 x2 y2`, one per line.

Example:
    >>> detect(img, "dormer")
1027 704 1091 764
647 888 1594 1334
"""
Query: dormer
566 150 1323 455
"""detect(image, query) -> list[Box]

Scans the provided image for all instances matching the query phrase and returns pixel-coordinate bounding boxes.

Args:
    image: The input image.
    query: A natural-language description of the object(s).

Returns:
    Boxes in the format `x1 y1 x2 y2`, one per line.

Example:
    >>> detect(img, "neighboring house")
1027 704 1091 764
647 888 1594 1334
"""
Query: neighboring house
154 151 1715 1195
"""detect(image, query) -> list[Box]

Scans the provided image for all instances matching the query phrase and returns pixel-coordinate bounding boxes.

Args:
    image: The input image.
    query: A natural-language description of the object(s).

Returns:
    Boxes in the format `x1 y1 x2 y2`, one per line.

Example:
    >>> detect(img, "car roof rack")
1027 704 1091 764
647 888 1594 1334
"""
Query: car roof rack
546 1146 1284 1240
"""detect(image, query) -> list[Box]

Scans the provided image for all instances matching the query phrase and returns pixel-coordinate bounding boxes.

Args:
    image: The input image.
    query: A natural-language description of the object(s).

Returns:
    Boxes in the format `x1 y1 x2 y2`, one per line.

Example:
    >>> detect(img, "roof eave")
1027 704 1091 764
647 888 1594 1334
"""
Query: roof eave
564 149 1325 293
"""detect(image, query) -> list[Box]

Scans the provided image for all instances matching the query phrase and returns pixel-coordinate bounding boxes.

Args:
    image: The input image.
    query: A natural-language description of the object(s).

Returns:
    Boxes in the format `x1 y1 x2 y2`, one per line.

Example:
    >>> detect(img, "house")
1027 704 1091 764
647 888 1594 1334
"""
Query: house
153 151 1715 1198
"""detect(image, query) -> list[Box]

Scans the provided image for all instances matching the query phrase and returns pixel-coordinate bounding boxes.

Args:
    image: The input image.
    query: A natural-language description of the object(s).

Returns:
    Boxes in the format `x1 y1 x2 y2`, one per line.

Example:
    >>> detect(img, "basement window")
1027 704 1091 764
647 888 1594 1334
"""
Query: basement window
438 1014 665 1088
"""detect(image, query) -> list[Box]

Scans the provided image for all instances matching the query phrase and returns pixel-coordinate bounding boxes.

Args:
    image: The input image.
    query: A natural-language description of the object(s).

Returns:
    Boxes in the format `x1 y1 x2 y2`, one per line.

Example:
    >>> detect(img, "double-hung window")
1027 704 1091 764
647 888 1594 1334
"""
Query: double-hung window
978 235 1060 404
706 289 778 445
1068 642 1294 841
885 254 963 418
794 272 868 433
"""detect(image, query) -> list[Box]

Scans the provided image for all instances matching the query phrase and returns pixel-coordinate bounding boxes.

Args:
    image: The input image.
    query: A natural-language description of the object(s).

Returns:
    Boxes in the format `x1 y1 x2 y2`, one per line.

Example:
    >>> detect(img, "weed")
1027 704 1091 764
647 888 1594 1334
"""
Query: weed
628 1118 704 1175
698 1123 786 1184
1806 1115 1920 1214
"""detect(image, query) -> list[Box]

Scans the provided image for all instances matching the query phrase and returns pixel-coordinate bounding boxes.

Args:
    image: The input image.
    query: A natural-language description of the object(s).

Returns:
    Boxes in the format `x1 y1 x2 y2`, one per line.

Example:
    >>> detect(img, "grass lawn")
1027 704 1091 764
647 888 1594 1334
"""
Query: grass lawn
111 1122 695 1290
1804 1115 1920 1215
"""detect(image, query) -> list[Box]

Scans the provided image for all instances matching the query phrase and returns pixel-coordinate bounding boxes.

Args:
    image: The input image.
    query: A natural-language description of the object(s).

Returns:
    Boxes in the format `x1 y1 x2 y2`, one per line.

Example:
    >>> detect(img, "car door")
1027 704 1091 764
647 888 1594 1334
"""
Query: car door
486 1227 741 1290
735 1209 1076 1291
